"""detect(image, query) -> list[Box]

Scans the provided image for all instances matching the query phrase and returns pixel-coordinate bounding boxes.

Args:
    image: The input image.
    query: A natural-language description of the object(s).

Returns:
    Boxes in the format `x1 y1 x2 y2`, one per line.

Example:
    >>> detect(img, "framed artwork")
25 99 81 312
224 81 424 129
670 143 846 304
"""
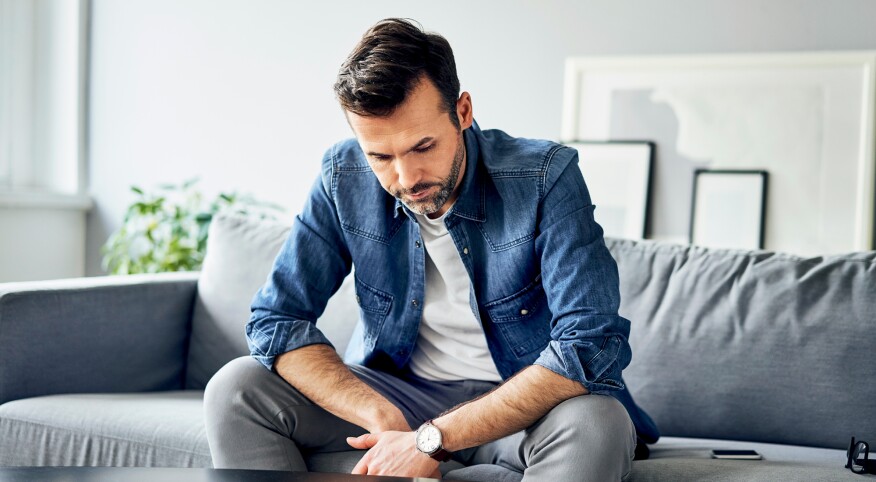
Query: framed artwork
690 170 768 250
565 141 654 240
561 51 876 255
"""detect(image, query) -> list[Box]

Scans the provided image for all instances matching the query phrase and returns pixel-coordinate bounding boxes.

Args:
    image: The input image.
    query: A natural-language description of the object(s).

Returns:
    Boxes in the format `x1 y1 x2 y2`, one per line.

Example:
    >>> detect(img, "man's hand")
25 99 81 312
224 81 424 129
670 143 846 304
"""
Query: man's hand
347 431 441 478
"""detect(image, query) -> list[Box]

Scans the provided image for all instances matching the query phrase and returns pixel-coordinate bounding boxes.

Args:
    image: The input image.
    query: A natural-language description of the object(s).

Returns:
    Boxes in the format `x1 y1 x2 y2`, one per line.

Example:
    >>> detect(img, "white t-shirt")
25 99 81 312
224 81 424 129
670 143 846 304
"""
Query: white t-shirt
409 209 502 382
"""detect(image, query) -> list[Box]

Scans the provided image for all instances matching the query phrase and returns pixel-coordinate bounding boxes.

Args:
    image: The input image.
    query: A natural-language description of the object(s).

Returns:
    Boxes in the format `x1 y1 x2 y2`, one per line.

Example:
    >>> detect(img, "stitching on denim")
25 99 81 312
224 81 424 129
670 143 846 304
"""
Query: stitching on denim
540 144 564 201
475 223 534 252
330 143 339 203
247 325 273 355
353 275 393 315
248 322 291 356
483 274 541 308
335 165 372 173
583 336 611 369
353 276 392 346
490 293 545 323
340 220 403 245
489 170 543 178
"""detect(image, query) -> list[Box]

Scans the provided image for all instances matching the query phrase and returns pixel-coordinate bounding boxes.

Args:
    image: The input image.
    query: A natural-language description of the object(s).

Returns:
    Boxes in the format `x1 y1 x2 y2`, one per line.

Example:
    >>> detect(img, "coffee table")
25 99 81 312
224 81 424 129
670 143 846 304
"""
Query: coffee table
0 467 454 481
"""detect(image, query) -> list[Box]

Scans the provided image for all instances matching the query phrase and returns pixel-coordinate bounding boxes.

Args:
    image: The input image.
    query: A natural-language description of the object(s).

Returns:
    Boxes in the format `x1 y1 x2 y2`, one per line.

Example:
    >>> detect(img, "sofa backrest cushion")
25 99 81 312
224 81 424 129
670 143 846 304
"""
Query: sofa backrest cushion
185 213 358 389
606 237 876 449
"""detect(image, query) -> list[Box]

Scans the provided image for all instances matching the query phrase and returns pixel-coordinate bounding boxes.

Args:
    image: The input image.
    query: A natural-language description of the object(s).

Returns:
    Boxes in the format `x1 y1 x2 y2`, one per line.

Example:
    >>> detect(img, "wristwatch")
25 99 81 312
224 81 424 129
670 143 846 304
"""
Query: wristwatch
415 419 452 462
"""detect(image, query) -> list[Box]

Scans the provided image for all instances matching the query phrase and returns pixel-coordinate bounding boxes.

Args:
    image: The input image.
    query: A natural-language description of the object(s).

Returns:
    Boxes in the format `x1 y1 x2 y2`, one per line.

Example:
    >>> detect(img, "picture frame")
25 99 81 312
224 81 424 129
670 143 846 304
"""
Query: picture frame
690 170 768 250
561 52 876 255
564 140 654 240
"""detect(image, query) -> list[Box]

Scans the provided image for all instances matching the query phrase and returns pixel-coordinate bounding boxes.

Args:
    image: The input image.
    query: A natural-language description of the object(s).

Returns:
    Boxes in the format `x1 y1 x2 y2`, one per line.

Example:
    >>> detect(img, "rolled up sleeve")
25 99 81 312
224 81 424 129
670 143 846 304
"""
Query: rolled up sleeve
532 149 632 393
246 151 352 372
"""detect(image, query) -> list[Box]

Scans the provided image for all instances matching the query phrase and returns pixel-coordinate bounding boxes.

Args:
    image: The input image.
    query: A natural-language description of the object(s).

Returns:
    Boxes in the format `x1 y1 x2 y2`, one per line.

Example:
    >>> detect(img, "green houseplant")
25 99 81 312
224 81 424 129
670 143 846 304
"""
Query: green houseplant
101 178 284 275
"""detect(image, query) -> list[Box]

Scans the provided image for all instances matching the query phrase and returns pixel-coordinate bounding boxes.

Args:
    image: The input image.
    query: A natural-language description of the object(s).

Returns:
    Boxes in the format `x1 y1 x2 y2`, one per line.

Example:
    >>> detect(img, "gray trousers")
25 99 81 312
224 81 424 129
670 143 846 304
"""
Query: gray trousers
204 356 636 481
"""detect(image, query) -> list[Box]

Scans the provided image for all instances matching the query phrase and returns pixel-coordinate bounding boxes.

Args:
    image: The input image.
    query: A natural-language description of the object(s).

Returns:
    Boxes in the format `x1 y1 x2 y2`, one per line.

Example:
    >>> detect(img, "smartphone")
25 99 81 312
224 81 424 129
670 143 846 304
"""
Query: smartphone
710 449 763 460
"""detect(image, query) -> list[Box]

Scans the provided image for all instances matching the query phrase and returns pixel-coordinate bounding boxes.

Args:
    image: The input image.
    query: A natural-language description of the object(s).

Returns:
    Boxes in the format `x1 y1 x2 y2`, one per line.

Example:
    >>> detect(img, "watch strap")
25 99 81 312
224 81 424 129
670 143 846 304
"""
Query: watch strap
430 447 452 462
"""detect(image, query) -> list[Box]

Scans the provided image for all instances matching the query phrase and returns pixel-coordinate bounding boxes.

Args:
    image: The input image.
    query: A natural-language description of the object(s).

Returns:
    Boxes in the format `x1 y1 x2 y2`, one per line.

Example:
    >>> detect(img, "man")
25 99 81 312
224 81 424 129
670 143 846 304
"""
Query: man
204 18 659 481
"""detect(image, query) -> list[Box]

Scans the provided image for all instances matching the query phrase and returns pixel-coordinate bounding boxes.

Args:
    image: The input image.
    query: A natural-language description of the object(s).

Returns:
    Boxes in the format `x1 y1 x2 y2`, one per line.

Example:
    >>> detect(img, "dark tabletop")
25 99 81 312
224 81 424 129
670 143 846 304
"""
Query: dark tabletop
0 467 453 481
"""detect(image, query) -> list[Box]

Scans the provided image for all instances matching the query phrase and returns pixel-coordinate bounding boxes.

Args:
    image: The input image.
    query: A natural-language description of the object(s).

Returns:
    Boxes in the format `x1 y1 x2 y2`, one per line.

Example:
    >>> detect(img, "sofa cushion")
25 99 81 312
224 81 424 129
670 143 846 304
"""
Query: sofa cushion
440 435 859 482
628 436 858 481
185 213 358 389
606 237 876 450
0 391 211 467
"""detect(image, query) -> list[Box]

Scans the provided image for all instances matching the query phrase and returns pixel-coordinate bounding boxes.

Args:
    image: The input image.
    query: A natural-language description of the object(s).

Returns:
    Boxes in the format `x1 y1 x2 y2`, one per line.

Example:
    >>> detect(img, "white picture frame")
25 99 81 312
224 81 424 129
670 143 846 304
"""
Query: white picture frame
565 141 653 240
561 52 876 256
691 170 768 250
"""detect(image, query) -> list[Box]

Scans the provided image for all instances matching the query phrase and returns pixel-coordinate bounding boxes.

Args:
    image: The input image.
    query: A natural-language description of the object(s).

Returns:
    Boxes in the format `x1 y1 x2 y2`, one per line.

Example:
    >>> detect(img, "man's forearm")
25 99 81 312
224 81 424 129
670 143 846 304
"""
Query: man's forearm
433 365 588 451
273 344 409 433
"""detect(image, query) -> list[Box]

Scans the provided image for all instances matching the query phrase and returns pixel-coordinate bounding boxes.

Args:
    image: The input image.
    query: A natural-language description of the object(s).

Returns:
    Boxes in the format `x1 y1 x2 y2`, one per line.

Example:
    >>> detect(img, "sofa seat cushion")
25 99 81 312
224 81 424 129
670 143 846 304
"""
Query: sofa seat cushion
1 391 859 481
311 438 859 481
629 436 859 481
0 391 211 468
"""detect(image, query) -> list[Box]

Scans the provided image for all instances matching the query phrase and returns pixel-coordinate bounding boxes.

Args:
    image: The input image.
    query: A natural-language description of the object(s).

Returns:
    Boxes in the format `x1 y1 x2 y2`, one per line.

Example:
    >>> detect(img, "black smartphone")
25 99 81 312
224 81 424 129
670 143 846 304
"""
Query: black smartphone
710 449 763 460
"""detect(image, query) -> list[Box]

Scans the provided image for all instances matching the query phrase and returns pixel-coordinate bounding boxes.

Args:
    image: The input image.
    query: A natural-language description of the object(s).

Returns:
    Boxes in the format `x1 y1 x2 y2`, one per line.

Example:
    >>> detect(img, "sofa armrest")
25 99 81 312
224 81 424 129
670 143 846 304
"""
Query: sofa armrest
0 272 200 404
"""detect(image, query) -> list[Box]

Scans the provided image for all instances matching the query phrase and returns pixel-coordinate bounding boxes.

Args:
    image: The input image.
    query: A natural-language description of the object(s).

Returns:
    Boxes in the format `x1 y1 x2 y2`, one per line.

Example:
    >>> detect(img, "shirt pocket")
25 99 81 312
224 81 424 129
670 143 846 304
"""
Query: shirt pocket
484 275 552 357
354 275 393 347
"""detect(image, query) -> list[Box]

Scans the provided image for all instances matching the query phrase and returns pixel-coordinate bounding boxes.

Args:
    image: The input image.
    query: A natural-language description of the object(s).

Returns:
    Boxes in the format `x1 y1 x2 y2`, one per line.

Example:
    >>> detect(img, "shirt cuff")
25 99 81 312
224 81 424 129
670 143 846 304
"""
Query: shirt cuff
246 317 335 372
533 337 629 393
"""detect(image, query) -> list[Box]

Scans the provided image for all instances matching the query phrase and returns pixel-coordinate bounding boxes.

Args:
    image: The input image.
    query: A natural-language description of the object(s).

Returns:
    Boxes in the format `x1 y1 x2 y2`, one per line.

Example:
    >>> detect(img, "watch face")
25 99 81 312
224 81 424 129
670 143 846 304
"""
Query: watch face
416 425 442 453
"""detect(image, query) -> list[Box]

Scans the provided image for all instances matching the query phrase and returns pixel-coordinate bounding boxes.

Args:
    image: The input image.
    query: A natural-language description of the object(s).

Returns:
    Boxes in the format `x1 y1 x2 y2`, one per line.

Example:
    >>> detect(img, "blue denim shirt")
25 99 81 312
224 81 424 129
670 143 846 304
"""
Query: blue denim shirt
247 120 660 444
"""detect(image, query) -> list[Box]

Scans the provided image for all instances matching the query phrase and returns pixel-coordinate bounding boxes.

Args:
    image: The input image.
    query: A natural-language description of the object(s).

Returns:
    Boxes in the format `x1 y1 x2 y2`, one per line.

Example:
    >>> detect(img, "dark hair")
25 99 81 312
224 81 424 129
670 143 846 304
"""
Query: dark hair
334 18 461 129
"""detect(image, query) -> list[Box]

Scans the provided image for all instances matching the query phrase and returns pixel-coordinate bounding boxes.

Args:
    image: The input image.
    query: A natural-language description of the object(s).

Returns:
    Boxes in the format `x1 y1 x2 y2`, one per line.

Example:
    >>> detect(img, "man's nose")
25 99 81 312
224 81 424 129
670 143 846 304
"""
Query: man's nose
396 160 423 191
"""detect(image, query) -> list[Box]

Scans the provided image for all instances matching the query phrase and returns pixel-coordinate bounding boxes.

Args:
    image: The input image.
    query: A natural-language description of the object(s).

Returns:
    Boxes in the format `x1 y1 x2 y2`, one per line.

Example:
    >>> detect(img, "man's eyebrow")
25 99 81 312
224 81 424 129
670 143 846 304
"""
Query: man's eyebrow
366 137 435 157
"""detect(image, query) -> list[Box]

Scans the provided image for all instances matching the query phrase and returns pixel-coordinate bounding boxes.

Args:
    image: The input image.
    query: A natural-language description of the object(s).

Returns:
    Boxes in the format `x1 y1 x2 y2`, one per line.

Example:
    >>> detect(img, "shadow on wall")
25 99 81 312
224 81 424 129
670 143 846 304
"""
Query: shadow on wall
609 89 710 243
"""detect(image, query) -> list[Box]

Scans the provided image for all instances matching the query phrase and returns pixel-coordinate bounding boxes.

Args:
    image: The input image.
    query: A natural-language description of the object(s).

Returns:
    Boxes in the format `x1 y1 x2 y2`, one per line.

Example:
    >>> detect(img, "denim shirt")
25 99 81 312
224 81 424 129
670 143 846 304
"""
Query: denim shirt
246 120 660 444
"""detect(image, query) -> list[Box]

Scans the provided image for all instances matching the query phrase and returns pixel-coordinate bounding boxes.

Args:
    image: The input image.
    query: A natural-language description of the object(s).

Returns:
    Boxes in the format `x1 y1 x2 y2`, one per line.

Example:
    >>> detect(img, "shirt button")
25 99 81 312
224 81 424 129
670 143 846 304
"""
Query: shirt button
520 309 529 315
415 240 422 248
412 299 419 307
463 247 469 255
356 295 361 304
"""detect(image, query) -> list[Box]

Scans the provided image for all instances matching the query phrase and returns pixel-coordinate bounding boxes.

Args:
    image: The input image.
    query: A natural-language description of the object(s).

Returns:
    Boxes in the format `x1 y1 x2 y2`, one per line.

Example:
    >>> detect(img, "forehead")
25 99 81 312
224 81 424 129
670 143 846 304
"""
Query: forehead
346 78 451 147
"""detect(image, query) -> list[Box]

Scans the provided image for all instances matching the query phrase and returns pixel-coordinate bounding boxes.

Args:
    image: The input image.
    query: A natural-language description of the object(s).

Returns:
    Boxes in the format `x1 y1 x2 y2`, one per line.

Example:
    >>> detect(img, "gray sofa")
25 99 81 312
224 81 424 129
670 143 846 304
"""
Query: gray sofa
1 213 873 481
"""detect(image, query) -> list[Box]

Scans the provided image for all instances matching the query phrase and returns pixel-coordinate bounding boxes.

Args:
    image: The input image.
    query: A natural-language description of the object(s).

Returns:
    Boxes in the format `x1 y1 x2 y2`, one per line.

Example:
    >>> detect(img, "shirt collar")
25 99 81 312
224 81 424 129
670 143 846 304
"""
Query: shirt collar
394 119 486 223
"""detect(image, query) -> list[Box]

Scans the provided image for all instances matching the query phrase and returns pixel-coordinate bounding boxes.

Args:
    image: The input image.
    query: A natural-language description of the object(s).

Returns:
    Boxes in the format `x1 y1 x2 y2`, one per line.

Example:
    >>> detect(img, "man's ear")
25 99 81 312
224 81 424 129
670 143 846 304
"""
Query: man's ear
456 92 473 130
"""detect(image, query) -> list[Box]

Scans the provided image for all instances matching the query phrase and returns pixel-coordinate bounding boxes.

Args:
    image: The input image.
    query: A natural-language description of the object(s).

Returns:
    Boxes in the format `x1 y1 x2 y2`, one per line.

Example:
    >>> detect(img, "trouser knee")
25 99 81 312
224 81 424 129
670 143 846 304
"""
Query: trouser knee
204 356 269 418
541 394 636 451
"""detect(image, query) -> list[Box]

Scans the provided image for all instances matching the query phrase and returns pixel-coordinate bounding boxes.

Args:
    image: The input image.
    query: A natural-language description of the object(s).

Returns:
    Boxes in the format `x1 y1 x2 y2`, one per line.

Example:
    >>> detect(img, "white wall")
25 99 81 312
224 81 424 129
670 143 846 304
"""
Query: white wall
0 194 91 282
85 0 876 276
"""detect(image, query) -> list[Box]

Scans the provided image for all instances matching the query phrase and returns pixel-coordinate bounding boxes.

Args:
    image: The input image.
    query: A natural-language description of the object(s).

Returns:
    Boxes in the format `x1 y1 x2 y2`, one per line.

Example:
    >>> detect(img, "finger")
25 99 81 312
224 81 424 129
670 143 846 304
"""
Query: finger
346 433 377 449
351 455 368 475
345 436 361 449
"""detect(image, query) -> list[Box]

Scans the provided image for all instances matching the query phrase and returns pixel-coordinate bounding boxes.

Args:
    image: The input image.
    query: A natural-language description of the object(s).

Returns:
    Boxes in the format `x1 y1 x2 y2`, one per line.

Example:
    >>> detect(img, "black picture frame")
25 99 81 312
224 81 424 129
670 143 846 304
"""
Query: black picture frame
689 169 769 250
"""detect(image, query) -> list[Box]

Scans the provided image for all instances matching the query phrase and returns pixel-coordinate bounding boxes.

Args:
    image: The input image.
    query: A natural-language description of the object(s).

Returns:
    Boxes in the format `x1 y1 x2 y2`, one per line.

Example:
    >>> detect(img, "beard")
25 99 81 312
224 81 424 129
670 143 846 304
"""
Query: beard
394 133 465 217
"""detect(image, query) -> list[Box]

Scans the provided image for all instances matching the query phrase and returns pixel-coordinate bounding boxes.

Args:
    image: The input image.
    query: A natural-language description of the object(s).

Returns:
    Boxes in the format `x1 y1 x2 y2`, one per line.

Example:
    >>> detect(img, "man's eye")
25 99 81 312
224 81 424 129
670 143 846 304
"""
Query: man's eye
414 145 434 153
372 155 391 162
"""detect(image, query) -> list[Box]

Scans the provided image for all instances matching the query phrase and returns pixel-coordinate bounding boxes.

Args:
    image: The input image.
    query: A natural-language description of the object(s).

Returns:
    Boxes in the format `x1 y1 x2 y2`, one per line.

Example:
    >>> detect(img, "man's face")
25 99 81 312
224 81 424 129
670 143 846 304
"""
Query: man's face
346 76 473 219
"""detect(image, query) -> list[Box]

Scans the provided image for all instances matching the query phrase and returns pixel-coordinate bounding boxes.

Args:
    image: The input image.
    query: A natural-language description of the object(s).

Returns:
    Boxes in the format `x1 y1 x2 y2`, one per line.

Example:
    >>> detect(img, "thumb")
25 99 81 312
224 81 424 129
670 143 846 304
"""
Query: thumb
346 433 378 449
